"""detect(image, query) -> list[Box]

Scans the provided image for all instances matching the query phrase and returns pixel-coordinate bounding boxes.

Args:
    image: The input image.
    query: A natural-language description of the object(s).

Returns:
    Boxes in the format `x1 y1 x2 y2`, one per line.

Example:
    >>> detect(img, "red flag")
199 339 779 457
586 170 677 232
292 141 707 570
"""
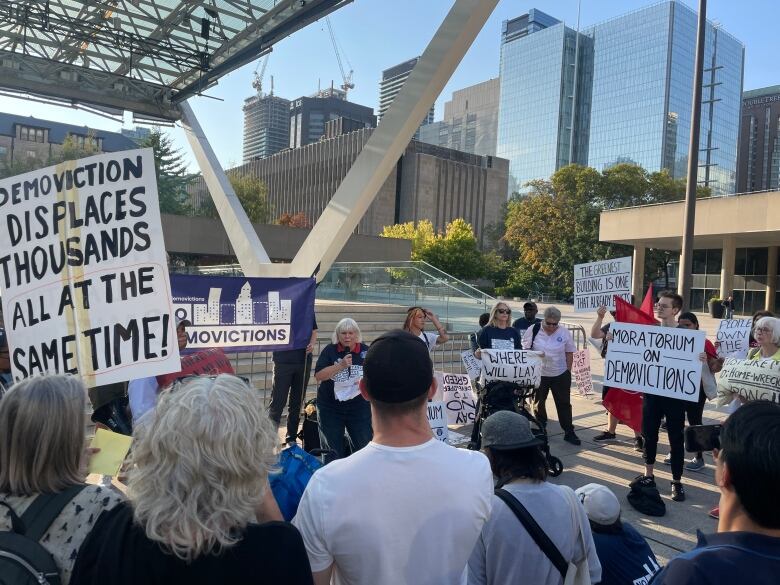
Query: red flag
603 296 658 433
639 282 654 319
615 295 657 325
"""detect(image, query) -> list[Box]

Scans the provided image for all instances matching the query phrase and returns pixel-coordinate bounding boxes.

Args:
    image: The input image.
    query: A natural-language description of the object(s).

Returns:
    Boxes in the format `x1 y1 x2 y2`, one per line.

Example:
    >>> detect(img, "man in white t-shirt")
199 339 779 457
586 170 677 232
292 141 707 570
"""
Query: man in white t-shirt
293 329 493 585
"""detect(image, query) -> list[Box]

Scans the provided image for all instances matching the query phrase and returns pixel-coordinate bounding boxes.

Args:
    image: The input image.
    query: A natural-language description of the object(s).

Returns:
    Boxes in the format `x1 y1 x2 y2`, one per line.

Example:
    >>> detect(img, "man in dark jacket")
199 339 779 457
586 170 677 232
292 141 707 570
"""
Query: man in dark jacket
650 401 780 584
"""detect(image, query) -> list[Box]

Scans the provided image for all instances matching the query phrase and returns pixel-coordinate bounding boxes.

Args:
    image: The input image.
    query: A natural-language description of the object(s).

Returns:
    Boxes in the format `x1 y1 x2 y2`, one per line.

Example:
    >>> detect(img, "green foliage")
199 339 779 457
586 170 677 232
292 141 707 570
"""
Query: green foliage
0 131 102 179
139 130 194 215
381 219 485 280
226 172 272 223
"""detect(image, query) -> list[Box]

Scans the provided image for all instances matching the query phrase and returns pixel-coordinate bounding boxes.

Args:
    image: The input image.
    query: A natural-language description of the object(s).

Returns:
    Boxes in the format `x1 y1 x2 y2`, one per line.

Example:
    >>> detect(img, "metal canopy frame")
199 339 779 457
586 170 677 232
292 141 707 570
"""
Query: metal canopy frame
0 0 351 121
0 0 499 281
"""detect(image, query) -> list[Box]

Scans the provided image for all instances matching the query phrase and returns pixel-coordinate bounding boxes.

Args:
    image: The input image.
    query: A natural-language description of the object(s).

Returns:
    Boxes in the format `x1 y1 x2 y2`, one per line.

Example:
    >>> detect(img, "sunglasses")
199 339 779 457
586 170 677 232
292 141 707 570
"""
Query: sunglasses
496 309 511 314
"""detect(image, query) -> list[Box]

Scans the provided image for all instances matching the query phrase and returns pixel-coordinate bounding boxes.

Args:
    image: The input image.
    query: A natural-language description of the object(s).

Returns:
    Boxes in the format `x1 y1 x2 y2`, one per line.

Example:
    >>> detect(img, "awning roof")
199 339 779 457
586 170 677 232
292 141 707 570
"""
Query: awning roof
0 0 351 120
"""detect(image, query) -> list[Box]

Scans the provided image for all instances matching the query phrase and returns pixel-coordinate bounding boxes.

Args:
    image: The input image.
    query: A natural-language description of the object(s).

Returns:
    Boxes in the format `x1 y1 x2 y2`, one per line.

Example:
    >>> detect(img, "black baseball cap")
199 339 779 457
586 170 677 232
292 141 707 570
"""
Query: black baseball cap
363 330 433 403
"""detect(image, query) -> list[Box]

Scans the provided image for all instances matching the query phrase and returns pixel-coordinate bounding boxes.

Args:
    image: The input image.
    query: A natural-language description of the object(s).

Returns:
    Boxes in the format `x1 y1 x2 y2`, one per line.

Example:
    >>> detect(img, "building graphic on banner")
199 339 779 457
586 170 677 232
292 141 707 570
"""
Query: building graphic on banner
173 281 293 349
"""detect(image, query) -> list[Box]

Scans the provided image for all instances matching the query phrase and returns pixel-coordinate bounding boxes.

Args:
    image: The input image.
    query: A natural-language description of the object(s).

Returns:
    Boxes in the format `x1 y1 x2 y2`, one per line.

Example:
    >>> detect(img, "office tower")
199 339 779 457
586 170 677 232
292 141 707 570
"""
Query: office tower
378 57 435 138
737 86 780 193
288 87 375 149
242 93 291 163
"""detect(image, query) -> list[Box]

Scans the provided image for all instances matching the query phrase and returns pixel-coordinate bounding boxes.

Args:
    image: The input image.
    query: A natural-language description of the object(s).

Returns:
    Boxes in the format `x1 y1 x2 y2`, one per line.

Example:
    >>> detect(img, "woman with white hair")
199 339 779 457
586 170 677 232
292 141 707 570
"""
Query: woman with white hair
70 374 313 584
313 318 372 462
749 316 780 361
0 375 123 584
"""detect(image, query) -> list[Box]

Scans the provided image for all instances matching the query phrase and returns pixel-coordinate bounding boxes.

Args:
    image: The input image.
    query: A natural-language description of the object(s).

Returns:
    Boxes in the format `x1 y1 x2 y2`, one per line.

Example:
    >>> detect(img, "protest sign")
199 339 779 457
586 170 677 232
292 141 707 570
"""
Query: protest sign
573 257 632 312
427 400 449 442
604 323 705 402
170 274 315 352
716 357 780 405
0 149 179 387
88 428 133 476
572 349 594 396
480 349 543 387
716 318 752 359
461 349 483 380
333 364 363 402
440 372 478 425
156 348 235 388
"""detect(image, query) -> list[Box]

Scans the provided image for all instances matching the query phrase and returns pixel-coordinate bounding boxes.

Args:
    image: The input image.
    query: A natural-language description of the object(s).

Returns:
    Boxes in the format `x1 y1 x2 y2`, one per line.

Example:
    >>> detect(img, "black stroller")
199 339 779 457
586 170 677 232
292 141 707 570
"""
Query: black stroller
469 380 563 477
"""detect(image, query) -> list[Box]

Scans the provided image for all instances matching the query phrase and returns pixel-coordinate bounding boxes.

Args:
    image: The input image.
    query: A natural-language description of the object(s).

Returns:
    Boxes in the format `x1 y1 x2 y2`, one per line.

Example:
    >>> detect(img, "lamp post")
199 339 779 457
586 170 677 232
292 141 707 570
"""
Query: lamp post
677 0 707 307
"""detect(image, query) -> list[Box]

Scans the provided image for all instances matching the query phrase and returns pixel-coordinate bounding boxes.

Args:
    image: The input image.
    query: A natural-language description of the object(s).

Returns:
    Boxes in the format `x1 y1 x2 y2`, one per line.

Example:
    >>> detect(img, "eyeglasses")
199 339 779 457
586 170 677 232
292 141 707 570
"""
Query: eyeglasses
496 309 511 314
544 321 559 327
654 303 673 309
755 326 772 334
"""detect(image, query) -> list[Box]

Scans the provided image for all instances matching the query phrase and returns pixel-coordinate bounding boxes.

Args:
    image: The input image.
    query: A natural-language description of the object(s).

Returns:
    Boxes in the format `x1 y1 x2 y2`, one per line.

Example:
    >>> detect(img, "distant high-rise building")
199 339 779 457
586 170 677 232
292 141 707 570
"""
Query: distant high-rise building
243 93 291 163
737 86 780 193
378 57 435 138
288 89 375 149
497 2 744 196
419 78 500 157
120 126 152 143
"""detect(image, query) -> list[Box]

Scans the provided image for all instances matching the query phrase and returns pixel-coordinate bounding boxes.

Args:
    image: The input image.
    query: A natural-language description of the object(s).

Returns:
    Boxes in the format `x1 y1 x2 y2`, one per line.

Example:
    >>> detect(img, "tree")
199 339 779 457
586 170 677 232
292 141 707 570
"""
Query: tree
226 172 272 223
277 212 312 228
139 130 194 215
380 220 436 260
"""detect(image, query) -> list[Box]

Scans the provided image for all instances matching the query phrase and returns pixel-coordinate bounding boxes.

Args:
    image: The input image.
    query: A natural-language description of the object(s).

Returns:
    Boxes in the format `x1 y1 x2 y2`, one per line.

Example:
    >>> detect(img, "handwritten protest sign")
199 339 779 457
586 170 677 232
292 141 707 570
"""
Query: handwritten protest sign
572 349 594 396
480 349 543 387
461 349 483 380
716 319 752 359
574 257 632 312
427 401 449 441
171 274 315 352
604 323 705 402
333 364 363 401
0 149 179 387
716 357 780 405
441 372 478 425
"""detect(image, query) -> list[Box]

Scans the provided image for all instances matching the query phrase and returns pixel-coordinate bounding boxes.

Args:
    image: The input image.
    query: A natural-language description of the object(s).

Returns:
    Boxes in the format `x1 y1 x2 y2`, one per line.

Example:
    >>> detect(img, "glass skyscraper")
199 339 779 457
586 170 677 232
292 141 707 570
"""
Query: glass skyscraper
498 1 744 196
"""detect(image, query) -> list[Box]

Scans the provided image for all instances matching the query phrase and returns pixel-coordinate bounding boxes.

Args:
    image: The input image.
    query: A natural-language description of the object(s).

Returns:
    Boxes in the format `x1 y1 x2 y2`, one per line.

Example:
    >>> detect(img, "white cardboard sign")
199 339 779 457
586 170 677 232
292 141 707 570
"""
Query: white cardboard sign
480 349 543 387
461 349 483 380
604 323 705 402
0 149 179 387
716 357 780 405
572 349 594 396
426 400 449 441
574 257 632 312
715 319 752 359
440 372 478 426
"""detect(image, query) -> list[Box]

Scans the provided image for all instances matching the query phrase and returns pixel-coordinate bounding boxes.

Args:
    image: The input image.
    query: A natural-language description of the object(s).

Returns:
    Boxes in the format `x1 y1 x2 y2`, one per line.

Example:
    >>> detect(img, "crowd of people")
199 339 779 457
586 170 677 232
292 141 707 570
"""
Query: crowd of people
0 298 779 584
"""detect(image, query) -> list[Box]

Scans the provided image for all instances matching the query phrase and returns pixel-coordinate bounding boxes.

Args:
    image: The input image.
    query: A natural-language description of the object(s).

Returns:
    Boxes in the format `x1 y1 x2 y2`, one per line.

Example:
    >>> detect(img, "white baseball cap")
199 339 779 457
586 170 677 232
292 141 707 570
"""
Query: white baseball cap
575 483 621 525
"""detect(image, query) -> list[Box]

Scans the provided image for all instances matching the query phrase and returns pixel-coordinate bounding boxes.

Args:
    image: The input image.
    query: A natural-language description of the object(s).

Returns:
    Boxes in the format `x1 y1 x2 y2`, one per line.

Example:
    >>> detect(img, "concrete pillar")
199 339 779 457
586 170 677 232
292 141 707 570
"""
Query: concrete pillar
766 246 778 311
720 236 736 300
632 245 646 304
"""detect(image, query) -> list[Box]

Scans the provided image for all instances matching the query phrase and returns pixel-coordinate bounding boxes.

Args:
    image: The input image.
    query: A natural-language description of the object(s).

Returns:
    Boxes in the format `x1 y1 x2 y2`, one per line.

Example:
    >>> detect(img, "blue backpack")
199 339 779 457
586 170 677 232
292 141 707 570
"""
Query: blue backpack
269 445 322 521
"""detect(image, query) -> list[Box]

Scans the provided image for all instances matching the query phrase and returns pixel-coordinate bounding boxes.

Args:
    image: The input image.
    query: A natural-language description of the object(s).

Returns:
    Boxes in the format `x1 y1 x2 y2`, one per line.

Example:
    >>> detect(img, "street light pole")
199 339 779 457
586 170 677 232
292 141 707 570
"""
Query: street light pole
678 0 707 306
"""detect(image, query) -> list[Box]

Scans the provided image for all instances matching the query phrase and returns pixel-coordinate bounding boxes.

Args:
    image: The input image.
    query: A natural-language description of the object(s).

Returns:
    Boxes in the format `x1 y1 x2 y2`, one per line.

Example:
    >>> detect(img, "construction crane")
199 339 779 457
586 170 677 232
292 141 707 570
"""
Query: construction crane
325 17 354 98
252 54 270 95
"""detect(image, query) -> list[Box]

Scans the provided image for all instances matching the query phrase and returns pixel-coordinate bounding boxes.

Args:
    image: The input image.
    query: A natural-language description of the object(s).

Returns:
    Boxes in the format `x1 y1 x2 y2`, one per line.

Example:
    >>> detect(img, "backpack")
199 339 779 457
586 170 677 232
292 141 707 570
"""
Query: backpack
530 321 542 348
0 484 86 585
627 483 666 517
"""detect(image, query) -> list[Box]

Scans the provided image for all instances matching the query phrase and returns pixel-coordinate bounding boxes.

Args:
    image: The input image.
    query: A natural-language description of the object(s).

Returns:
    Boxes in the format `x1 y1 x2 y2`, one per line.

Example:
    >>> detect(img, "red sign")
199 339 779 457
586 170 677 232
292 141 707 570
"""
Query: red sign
156 348 235 388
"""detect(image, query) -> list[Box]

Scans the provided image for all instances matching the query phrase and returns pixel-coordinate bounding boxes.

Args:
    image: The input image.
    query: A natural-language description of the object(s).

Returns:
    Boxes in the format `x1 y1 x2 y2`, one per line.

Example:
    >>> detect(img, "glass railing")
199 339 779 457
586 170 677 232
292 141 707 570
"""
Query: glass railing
175 260 496 332
317 261 494 332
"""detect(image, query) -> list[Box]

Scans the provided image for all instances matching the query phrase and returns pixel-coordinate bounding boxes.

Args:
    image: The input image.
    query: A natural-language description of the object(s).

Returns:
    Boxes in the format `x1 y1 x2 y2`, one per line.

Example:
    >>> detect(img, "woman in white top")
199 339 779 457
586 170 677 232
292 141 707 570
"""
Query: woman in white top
522 306 580 446
403 307 449 351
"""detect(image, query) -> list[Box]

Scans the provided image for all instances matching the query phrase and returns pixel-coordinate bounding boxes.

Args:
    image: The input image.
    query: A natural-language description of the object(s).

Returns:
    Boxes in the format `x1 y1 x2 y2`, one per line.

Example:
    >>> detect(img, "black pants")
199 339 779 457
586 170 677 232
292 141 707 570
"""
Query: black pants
643 394 686 481
685 389 707 456
533 371 573 433
268 356 312 442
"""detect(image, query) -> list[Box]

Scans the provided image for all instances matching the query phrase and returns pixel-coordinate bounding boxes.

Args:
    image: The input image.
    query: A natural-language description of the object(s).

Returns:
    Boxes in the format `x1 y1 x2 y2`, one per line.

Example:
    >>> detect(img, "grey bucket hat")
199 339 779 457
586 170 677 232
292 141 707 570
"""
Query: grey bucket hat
481 410 544 450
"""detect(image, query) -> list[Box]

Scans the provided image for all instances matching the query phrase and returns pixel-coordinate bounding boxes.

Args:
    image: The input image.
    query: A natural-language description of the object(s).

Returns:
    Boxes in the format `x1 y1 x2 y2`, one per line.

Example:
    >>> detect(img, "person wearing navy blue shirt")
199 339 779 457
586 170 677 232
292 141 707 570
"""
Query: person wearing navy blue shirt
314 318 371 462
511 301 541 338
650 401 780 584
476 302 522 356
576 483 660 585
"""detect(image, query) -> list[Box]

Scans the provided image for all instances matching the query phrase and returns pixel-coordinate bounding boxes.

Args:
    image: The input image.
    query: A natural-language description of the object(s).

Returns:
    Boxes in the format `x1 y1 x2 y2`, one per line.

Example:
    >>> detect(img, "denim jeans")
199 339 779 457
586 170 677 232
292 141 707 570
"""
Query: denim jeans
317 396 372 463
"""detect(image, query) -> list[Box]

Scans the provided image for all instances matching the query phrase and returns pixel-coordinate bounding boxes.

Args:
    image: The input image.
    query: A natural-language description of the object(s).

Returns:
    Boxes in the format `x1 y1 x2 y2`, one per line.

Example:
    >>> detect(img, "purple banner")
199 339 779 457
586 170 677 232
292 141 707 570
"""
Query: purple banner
170 274 315 353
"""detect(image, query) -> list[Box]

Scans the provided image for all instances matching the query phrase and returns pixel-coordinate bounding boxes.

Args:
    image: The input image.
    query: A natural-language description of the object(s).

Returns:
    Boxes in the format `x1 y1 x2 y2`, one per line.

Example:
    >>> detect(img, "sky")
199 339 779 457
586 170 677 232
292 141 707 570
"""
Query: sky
0 0 777 171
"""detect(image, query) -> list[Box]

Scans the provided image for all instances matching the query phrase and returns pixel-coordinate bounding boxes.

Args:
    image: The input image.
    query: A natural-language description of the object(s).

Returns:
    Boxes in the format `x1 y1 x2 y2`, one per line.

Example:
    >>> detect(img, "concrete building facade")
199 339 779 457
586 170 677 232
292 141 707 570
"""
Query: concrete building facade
600 191 780 315
737 86 780 194
418 78 499 157
189 128 508 245
242 93 291 162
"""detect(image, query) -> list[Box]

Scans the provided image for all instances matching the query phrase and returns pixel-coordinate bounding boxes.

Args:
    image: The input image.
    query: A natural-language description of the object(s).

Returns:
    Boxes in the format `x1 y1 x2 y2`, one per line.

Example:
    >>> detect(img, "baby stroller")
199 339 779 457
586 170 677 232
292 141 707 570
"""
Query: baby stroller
469 380 563 477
